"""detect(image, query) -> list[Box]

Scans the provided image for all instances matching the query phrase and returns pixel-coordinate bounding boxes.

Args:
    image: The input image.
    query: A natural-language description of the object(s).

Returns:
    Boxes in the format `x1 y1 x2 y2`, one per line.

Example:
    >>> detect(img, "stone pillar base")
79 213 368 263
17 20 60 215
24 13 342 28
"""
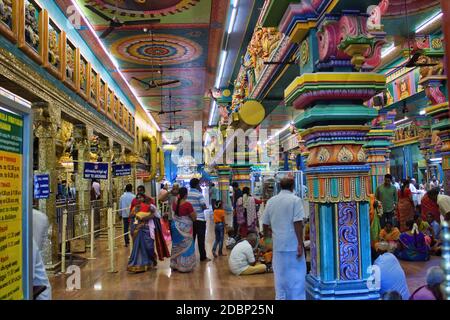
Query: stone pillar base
306 275 380 300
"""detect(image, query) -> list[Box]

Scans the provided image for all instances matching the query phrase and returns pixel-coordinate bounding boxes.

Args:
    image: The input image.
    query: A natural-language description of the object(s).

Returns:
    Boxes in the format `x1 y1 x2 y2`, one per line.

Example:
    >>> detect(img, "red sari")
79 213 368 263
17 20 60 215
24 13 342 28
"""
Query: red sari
397 188 415 232
420 194 440 222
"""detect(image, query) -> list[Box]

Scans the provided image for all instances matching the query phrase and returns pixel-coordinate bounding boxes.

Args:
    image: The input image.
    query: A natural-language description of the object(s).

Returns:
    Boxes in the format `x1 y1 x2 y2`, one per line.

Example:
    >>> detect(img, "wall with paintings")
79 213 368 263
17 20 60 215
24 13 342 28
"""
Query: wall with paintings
0 0 150 137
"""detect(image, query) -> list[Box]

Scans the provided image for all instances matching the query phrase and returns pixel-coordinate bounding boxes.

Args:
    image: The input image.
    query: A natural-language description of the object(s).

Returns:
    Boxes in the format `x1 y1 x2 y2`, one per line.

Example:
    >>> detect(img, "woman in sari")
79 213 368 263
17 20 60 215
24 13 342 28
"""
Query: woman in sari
127 193 157 273
170 187 197 272
242 187 261 235
396 180 415 232
396 219 430 261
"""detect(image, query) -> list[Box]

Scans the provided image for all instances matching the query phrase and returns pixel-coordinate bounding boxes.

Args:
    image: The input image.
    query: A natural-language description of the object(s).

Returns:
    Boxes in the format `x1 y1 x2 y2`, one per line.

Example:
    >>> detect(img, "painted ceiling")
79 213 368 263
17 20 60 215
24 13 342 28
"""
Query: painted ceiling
57 0 227 131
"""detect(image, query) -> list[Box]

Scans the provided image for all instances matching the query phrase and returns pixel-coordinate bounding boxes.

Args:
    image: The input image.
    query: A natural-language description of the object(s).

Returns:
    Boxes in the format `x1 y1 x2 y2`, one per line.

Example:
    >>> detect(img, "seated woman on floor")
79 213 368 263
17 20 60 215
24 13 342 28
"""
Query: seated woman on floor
409 266 445 300
426 213 442 256
395 219 430 262
376 221 400 252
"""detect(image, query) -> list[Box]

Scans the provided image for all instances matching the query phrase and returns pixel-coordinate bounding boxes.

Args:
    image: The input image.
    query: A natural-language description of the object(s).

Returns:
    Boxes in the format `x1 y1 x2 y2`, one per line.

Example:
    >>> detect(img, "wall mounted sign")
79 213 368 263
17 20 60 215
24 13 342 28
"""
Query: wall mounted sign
112 164 131 177
83 162 108 180
33 173 49 199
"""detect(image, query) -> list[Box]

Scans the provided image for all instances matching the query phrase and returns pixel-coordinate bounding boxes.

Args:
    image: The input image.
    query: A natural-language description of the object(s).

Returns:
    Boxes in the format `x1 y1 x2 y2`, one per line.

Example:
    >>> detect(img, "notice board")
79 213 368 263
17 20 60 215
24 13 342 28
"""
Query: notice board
0 95 32 300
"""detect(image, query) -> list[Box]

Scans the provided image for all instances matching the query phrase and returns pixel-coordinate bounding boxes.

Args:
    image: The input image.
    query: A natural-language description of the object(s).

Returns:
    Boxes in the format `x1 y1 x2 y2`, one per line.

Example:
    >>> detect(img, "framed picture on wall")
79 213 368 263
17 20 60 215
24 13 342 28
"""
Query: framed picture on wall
0 0 19 43
122 106 128 131
119 101 124 127
128 112 132 134
78 54 90 100
99 79 107 114
89 67 99 108
113 95 119 123
62 37 78 91
18 0 45 64
107 88 113 120
44 16 65 79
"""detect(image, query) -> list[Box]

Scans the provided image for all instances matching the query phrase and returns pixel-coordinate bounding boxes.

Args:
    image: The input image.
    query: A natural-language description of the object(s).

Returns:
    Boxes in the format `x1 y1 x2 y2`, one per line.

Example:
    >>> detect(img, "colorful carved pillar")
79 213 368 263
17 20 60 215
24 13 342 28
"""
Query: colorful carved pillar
364 129 394 194
217 165 233 225
281 1 387 299
426 102 450 193
231 164 252 190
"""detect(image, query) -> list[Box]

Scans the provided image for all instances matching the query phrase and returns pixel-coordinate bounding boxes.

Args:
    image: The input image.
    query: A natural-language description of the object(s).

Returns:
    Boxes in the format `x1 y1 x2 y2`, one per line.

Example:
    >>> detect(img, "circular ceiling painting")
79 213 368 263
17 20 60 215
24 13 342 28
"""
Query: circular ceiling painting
90 0 199 17
111 34 203 66
383 0 440 17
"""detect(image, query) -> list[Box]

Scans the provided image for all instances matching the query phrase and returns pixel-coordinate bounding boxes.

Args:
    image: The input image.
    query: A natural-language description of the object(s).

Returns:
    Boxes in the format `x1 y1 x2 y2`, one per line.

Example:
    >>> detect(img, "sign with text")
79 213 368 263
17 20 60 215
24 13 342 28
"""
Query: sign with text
112 164 131 177
33 174 50 199
0 108 24 300
83 162 108 180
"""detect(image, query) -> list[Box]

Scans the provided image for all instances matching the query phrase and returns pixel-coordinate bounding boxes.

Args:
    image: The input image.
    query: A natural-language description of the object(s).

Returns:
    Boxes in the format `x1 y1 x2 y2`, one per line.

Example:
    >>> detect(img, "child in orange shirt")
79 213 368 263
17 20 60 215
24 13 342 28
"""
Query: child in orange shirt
212 201 226 258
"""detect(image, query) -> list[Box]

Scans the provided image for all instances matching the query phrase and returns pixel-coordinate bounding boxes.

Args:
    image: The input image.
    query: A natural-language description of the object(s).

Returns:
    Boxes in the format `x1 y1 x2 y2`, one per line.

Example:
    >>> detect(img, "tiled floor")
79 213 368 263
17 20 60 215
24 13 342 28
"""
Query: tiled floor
49 215 441 300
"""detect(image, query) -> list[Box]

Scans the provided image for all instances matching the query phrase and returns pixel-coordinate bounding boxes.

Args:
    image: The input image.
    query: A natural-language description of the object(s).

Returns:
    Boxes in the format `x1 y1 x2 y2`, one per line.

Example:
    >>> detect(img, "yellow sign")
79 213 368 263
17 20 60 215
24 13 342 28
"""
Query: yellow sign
0 109 23 300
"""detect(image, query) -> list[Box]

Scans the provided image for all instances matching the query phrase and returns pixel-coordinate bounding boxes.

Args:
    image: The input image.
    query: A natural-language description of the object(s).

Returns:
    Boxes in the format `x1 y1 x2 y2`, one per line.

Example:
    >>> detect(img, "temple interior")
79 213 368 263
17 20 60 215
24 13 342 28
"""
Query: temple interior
0 0 450 301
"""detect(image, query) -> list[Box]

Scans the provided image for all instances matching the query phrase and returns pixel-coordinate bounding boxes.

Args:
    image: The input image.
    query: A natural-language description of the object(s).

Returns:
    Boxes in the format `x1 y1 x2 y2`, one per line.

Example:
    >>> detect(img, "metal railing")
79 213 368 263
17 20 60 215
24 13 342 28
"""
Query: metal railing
59 202 132 273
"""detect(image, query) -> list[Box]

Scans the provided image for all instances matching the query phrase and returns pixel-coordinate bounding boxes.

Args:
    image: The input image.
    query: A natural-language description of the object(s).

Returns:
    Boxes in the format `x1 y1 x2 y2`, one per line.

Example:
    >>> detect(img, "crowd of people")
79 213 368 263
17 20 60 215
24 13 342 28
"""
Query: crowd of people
113 173 449 300
372 174 448 263
369 173 449 300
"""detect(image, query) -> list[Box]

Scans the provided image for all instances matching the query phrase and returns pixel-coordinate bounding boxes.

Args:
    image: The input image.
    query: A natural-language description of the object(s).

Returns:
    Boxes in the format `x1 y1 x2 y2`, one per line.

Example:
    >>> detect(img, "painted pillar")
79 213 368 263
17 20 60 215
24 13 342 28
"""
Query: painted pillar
217 165 232 226
281 2 386 299
73 124 93 237
364 130 394 194
426 102 450 193
231 164 252 190
32 101 60 266
441 0 450 111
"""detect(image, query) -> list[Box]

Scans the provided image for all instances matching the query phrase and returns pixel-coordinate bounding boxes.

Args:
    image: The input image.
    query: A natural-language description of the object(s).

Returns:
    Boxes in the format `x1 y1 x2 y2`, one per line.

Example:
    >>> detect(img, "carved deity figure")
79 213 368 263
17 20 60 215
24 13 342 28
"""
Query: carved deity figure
80 61 87 91
25 2 39 50
0 0 13 29
418 55 444 78
90 73 97 100
367 0 389 31
66 46 74 81
48 29 60 68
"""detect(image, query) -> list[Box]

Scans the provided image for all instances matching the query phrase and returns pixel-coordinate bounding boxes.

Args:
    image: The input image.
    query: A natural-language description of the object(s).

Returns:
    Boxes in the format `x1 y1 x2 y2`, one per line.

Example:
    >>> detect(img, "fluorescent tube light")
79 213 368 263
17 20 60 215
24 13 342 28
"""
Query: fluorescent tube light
415 11 442 33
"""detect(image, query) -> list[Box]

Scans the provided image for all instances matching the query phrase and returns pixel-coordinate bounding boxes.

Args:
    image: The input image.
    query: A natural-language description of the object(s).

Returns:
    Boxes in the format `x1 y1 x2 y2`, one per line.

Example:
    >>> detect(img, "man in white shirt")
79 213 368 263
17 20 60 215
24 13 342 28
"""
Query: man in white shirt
228 233 266 275
409 178 418 208
119 184 135 247
392 177 400 190
92 179 101 199
263 177 306 300
187 178 209 261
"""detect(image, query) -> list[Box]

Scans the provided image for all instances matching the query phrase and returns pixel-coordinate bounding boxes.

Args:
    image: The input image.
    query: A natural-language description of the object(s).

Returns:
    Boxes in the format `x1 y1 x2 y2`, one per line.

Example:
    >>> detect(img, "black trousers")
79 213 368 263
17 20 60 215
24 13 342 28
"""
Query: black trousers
193 220 207 260
123 217 130 245
380 210 395 229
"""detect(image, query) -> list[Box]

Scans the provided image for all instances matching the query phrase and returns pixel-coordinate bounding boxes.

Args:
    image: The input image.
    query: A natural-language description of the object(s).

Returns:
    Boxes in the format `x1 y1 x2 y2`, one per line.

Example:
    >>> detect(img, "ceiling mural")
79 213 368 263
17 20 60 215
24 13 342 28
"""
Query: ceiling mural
56 0 226 131
109 31 207 67
86 0 201 16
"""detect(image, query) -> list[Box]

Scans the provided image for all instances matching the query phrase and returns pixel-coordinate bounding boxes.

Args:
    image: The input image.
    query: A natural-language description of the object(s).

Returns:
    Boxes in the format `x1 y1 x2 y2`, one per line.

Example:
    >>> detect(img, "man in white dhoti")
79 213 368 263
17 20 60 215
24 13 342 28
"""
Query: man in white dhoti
262 177 306 300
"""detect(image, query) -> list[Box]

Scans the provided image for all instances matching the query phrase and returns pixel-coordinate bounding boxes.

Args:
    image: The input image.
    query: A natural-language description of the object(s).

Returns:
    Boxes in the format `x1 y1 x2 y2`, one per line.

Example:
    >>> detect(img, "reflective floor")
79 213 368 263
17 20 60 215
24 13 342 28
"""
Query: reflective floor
49 214 440 300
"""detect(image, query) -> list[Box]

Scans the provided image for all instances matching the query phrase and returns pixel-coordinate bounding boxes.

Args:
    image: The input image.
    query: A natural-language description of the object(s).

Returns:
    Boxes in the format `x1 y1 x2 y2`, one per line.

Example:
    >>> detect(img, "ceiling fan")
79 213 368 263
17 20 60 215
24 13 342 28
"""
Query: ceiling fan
158 92 182 115
85 2 160 39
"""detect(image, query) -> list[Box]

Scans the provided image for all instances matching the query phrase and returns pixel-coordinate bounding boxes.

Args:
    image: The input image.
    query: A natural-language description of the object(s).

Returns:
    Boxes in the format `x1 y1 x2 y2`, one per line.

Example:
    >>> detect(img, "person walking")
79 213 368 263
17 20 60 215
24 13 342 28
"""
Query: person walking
210 182 219 209
212 200 226 258
187 178 210 262
375 174 398 228
119 184 135 247
262 177 306 300
170 187 197 272
231 182 243 237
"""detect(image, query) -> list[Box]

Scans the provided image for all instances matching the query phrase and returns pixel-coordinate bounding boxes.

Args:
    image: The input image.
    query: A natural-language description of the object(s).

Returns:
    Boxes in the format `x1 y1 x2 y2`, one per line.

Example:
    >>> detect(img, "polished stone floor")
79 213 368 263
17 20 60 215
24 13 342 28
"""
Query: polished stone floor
49 214 440 300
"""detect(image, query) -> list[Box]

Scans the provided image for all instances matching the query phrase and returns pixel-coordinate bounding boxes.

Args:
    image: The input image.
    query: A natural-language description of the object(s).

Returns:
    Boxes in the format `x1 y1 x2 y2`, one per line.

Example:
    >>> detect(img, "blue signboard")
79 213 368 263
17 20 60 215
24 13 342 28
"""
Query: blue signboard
83 162 109 180
112 164 131 177
33 174 50 199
